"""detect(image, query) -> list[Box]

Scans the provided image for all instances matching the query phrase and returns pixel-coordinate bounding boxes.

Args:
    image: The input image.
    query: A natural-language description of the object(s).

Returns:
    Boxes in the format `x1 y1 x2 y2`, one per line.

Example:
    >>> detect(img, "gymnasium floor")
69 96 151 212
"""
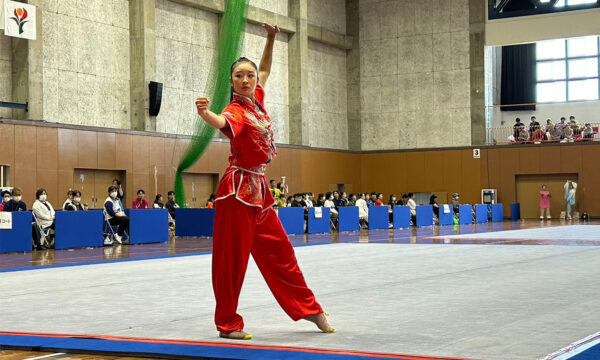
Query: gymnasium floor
1 220 600 360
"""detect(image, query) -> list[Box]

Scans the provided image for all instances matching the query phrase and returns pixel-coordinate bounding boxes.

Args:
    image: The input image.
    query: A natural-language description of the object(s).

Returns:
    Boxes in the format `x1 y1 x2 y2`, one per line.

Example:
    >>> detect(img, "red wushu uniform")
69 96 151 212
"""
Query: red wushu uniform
212 85 323 334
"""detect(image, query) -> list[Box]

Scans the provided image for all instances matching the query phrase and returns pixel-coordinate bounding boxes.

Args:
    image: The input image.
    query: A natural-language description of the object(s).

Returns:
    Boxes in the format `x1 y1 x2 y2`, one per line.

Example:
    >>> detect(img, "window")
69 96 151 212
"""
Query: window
541 0 598 6
0 165 9 188
536 36 600 103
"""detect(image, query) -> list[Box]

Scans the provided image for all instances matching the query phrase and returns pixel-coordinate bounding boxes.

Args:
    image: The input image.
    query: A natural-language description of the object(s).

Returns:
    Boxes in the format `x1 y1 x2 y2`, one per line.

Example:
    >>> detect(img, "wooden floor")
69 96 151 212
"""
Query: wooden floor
0 350 167 360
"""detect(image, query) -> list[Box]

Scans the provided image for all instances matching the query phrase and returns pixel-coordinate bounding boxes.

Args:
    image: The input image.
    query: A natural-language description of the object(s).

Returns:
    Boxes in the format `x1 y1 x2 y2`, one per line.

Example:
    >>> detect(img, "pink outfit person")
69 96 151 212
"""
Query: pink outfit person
539 186 551 220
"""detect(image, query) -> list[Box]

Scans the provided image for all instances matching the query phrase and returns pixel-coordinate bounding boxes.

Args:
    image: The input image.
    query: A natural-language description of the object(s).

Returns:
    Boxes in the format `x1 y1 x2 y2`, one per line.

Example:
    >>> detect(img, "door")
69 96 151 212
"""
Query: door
515 174 578 219
73 169 125 209
182 173 217 208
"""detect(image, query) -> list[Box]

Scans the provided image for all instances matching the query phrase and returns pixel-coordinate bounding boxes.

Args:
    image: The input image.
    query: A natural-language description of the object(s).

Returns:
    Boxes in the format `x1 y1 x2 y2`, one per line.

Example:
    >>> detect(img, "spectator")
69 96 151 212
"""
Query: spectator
276 194 287 208
407 193 417 224
340 192 349 207
3 187 27 212
206 194 216 209
65 190 85 211
513 118 523 138
165 191 179 219
331 191 343 210
528 116 540 138
32 188 56 249
112 179 125 201
583 123 594 139
62 190 74 210
286 195 293 207
269 179 280 198
316 193 325 207
570 118 580 136
429 194 440 218
132 189 150 209
375 193 384 206
305 193 315 207
548 124 561 141
564 180 577 220
452 193 460 215
291 193 305 207
324 193 338 218
545 118 553 127
517 124 529 142
0 190 10 211
388 194 397 207
277 180 288 197
356 193 369 227
347 193 357 207
563 125 574 142
104 185 129 244
556 117 568 137
532 127 545 142
153 194 165 209
367 192 377 207
401 194 409 206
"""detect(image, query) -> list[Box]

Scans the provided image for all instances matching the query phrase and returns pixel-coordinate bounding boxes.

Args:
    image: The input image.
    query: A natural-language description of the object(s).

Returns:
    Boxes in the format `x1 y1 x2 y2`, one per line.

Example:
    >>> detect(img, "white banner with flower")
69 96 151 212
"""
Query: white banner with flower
4 0 36 40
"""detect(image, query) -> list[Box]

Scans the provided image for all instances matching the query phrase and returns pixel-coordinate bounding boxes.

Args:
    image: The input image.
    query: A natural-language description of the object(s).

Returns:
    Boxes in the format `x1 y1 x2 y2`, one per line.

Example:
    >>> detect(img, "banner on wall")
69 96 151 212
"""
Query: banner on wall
0 0 4 30
4 0 36 40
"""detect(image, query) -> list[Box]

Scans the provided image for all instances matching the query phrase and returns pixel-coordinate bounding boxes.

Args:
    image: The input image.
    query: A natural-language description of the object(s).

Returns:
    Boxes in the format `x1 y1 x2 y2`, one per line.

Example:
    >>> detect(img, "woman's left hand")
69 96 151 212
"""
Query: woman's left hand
262 23 280 37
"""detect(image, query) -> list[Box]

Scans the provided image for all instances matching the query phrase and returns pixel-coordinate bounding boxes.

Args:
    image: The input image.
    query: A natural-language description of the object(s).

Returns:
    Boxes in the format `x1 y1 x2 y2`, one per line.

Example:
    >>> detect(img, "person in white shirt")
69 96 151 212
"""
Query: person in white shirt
323 192 338 218
104 185 129 244
303 193 314 208
407 192 417 225
32 188 56 249
355 193 369 224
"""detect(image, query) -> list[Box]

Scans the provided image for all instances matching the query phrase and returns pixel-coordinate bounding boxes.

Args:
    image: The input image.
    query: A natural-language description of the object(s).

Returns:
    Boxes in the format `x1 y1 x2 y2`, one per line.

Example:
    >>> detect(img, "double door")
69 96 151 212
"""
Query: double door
73 169 125 209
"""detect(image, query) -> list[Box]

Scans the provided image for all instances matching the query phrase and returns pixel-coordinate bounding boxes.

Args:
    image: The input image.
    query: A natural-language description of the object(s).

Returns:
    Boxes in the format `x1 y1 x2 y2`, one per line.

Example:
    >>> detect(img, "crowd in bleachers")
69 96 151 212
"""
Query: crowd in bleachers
510 115 596 143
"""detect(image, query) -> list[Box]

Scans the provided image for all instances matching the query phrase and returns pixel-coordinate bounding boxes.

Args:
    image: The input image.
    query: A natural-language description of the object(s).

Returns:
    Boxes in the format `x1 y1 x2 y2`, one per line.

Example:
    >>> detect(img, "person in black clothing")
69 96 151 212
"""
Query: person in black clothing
528 116 540 139
332 191 343 210
513 118 522 139
429 194 440 218
165 191 179 219
112 179 125 201
316 194 325 207
291 193 305 207
65 190 85 211
3 187 27 212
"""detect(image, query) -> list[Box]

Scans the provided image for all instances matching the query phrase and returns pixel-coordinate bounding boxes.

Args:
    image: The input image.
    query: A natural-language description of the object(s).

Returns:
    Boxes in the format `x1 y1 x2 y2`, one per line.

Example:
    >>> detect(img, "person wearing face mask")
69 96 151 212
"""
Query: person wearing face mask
3 187 27 212
32 188 56 249
132 189 150 209
0 190 10 211
323 192 338 218
103 185 129 244
62 190 74 210
65 190 85 211
165 191 179 219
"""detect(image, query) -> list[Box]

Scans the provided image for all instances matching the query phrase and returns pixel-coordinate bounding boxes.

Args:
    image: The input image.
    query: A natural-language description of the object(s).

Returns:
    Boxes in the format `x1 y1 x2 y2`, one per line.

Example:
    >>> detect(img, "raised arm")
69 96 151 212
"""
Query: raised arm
258 23 280 88
195 97 227 129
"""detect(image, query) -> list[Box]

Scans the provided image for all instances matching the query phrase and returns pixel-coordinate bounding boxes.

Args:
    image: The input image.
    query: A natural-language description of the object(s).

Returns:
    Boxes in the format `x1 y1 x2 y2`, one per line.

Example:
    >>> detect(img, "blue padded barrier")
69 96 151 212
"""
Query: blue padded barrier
338 206 359 232
308 207 330 234
392 206 411 229
475 204 488 224
55 210 104 250
127 209 169 244
511 203 521 221
491 204 504 222
278 207 304 235
459 205 473 225
438 204 454 225
175 208 215 237
368 206 389 230
0 211 32 253
416 205 433 227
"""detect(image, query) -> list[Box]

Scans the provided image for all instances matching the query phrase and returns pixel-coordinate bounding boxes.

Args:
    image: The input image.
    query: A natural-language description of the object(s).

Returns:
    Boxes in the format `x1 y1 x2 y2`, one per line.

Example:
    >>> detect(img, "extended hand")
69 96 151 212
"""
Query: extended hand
195 97 210 117
262 23 280 37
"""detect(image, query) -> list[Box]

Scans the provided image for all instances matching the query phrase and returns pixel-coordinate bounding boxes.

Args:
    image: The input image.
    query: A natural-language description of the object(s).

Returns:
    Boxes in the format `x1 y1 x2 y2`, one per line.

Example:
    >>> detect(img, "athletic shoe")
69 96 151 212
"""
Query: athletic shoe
113 233 123 244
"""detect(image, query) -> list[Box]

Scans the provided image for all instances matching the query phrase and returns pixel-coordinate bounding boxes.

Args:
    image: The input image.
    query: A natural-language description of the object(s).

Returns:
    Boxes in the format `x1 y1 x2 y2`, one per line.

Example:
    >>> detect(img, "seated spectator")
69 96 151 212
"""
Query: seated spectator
388 194 397 207
367 192 377 207
556 117 568 137
291 193 305 207
429 194 440 218
531 127 545 142
548 124 561 141
153 194 165 209
347 193 357 207
583 123 594 139
332 191 343 209
165 191 179 219
452 193 460 215
324 193 338 218
356 193 369 228
305 193 315 207
206 194 216 209
570 117 580 136
65 190 85 211
1 190 10 211
563 126 574 142
62 190 74 211
407 193 417 224
316 193 325 207
340 192 349 207
132 189 150 209
375 193 384 206
32 188 56 249
286 196 293 207
401 194 409 206
276 194 287 208
517 125 529 142
104 185 129 244
3 187 27 212
269 179 280 198
513 118 522 138
528 116 540 138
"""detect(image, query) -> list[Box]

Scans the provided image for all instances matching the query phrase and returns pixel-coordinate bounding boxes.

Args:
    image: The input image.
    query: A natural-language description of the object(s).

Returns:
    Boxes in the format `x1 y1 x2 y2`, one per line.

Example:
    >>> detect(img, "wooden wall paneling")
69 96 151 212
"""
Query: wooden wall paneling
580 145 600 215
115 133 133 171
58 129 78 170
484 148 502 191
130 135 150 201
0 125 15 184
461 150 482 205
77 131 98 169
560 145 582 174
441 150 462 204
405 152 426 192
499 148 520 215
97 132 116 170
36 128 59 205
538 146 561 173
163 138 176 194
423 151 444 193
14 125 37 205
518 146 541 174
479 148 489 189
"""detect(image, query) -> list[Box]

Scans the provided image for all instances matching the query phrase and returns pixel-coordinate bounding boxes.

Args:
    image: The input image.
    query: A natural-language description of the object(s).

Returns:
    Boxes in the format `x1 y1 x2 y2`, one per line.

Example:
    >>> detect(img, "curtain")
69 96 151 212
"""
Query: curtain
500 43 536 111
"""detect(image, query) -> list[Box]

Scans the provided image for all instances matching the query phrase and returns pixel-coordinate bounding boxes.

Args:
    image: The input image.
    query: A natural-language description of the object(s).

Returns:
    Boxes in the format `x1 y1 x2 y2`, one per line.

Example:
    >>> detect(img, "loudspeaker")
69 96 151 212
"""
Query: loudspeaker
148 81 163 116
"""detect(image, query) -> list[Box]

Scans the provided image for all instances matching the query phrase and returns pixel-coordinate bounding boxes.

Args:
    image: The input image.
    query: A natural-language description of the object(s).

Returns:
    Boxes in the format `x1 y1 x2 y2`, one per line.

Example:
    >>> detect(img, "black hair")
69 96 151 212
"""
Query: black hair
113 179 121 185
388 194 396 204
515 118 521 122
137 189 145 195
408 192 414 198
67 190 73 196
429 194 437 204
230 57 258 101
1 190 10 197
208 193 216 201
168 191 175 196
155 194 163 202
36 188 47 199
531 116 536 120
570 115 575 119
270 179 276 184
402 194 408 199
561 117 566 120
72 190 82 197
349 193 355 199
108 185 117 194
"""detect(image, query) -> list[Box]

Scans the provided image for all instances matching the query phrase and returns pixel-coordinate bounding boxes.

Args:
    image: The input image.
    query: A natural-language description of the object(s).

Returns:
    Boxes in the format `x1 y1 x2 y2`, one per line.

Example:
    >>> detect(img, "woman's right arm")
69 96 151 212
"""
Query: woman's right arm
196 97 226 129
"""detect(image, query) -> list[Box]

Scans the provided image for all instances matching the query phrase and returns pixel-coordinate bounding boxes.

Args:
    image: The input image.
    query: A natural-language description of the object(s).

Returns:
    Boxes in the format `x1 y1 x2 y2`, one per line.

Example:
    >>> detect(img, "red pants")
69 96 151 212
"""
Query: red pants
212 196 323 333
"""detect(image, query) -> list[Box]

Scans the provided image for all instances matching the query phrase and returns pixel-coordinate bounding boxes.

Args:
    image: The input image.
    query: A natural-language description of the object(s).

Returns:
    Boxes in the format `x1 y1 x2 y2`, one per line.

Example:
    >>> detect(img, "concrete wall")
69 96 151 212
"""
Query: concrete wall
0 34 11 118
42 0 131 128
307 40 348 149
308 0 346 34
358 0 472 151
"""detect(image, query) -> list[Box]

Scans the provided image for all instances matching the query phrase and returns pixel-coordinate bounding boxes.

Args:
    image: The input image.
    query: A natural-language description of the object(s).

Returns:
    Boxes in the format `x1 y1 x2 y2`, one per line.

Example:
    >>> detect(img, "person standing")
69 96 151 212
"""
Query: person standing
564 180 577 220
539 184 551 220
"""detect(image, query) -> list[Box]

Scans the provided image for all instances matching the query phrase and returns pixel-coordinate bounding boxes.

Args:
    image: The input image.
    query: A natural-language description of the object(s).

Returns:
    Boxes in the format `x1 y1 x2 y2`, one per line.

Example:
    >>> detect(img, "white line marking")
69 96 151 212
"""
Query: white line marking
24 353 67 360
541 331 600 360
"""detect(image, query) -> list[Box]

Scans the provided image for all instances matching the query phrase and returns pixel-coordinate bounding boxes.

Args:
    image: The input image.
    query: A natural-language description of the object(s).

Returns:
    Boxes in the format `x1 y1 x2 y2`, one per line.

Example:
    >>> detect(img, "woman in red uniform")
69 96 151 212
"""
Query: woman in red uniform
195 23 334 340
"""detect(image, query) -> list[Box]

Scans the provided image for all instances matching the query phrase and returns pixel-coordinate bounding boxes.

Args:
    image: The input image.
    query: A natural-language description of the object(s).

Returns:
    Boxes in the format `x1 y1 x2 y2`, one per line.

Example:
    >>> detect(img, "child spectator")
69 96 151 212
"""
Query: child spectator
62 190 74 210
132 189 150 209
65 190 85 211
153 194 165 209
1 190 10 211
206 194 216 208
165 191 179 219
375 193 384 206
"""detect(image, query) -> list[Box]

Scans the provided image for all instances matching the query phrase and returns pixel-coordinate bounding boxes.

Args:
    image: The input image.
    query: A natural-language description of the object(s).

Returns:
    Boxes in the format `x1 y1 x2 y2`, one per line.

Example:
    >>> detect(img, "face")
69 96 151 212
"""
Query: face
351 195 357 201
333 192 339 199
168 194 174 201
2 194 9 203
138 192 145 199
159 196 163 203
378 194 383 200
230 62 257 99
270 181 275 187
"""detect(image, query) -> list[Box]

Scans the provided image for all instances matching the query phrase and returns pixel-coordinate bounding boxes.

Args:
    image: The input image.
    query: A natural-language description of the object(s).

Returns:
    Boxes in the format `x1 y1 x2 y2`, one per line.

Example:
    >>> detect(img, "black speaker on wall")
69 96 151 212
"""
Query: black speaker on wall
148 81 163 116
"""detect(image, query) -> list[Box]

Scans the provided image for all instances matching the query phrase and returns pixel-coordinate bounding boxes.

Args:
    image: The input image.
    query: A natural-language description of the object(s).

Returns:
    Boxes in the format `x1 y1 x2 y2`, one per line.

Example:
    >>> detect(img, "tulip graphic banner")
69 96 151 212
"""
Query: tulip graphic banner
4 0 36 40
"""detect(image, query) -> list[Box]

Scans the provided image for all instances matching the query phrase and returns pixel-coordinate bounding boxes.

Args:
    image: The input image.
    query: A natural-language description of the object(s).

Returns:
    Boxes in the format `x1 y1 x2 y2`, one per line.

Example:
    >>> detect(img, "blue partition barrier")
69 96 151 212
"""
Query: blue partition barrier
416 205 433 227
475 204 488 224
438 204 454 225
392 206 411 229
369 206 389 230
511 203 521 221
0 211 32 253
127 209 169 244
459 205 473 225
338 206 359 232
175 208 215 237
491 204 504 222
278 207 304 235
55 210 104 250
307 207 329 234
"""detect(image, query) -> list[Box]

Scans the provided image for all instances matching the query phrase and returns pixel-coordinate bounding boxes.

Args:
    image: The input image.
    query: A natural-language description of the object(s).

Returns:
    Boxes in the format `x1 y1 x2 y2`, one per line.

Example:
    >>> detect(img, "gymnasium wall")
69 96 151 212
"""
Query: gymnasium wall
358 0 472 151
0 34 10 119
